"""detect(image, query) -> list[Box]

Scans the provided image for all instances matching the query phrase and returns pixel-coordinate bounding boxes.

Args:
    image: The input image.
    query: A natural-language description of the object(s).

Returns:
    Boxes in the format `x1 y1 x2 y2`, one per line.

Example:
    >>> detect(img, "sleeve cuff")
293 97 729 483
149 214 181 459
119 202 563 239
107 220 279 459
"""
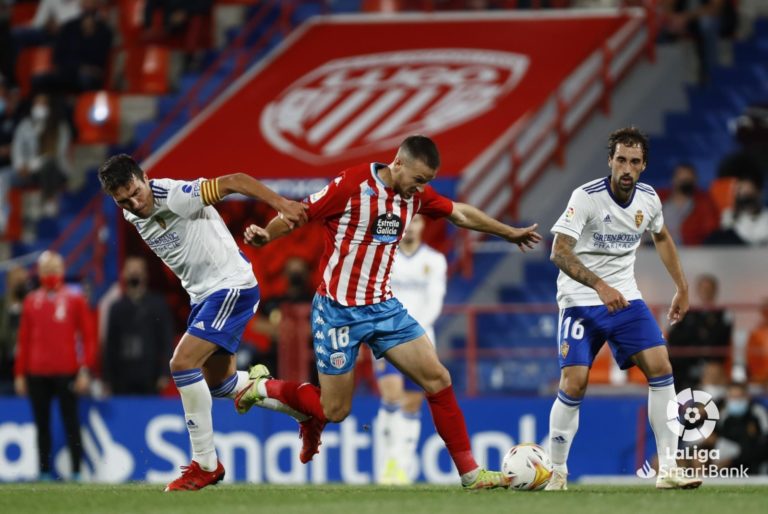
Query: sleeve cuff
551 225 581 239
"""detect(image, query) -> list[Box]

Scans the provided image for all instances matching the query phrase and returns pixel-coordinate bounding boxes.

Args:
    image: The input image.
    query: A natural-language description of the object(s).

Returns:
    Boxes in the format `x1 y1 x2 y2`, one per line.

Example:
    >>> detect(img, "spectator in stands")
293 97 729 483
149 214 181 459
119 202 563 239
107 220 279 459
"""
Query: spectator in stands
715 382 768 474
34 0 113 93
715 175 768 245
14 250 96 481
659 163 719 245
0 266 30 395
10 0 82 66
143 0 212 72
668 274 733 391
11 91 72 220
746 298 768 388
0 76 19 234
660 0 737 84
247 257 315 374
0 5 11 85
103 256 173 395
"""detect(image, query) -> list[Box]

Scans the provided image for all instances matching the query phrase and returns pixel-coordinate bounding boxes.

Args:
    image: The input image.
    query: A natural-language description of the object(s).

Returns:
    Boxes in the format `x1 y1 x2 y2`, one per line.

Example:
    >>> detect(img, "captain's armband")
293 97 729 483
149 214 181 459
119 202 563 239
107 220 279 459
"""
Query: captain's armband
200 178 222 205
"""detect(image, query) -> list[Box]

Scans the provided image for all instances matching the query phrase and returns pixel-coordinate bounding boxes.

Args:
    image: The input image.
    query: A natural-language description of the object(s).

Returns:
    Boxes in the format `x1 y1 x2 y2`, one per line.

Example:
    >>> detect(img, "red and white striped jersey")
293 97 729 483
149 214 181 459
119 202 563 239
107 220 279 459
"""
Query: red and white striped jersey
305 163 453 306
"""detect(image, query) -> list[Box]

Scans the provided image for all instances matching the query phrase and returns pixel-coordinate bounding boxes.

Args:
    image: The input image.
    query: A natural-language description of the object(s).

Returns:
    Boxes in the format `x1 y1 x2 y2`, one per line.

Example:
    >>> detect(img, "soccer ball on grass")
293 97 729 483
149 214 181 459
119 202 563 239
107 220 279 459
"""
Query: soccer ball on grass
501 443 553 490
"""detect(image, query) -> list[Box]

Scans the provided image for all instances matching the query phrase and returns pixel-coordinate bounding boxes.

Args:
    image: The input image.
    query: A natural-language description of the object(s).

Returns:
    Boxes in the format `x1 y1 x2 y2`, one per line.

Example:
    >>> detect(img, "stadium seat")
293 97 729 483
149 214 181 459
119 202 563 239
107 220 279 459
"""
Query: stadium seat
124 45 171 94
15 46 53 97
74 91 121 145
118 0 147 47
10 1 38 27
709 177 737 214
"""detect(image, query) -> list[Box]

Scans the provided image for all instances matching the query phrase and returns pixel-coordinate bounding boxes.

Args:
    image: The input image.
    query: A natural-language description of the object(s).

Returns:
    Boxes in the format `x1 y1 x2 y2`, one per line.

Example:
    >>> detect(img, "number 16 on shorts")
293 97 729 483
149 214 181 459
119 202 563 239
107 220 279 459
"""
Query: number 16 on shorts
558 315 586 365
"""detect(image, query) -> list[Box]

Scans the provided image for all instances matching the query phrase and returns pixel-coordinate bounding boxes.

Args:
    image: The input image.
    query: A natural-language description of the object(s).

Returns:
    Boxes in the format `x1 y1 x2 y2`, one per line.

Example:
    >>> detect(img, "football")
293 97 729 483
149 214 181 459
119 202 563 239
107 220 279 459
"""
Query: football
501 443 553 490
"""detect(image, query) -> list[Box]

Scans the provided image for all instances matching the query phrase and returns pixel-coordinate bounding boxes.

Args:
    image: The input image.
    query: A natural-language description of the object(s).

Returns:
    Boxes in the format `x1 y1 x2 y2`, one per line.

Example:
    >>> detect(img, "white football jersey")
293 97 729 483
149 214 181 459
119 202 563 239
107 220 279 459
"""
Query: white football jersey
550 176 664 309
390 243 447 342
123 178 257 304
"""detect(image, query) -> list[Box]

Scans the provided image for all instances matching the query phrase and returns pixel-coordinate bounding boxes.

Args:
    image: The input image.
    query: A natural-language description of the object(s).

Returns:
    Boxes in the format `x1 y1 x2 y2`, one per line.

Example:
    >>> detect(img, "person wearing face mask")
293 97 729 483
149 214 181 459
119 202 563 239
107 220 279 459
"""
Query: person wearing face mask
13 250 96 481
10 91 72 221
668 274 732 392
102 256 173 395
245 257 316 375
658 163 719 245
715 382 768 473
717 176 768 246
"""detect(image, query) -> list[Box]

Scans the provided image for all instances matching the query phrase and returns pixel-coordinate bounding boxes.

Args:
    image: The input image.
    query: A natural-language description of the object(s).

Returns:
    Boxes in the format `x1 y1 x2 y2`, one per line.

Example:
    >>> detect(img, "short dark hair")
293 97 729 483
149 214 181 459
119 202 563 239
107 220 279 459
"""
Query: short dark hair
98 154 144 193
608 127 649 163
399 135 440 170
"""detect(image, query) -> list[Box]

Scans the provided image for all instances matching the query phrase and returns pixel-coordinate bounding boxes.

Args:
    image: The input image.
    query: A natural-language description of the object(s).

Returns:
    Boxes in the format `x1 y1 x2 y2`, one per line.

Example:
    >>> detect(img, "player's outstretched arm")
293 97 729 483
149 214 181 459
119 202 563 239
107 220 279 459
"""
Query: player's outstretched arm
243 215 294 248
216 173 308 228
651 225 689 324
550 233 629 313
447 202 542 252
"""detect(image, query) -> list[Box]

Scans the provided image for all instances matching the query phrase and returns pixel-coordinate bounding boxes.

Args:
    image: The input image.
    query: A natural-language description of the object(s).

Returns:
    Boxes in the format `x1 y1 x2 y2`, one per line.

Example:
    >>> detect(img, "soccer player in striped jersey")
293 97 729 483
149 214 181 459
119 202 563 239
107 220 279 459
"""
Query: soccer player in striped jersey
237 135 542 489
98 154 308 491
545 127 701 491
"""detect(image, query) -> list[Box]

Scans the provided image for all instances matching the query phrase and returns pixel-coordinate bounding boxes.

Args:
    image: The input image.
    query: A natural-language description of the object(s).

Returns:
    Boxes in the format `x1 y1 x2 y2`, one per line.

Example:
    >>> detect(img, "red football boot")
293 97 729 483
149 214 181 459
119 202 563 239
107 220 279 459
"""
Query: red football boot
299 417 326 464
164 461 225 491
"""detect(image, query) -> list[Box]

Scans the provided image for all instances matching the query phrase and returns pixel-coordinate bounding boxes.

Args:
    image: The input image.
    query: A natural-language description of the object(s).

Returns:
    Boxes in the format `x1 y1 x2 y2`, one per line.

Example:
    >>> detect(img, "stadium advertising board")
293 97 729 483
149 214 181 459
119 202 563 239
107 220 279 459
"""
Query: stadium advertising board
0 396 648 483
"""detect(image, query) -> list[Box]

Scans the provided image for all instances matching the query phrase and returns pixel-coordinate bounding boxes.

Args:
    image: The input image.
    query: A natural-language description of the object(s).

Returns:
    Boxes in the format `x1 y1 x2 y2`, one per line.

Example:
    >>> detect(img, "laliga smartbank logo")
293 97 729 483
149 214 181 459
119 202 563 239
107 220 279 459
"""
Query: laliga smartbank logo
666 388 719 442
636 388 749 480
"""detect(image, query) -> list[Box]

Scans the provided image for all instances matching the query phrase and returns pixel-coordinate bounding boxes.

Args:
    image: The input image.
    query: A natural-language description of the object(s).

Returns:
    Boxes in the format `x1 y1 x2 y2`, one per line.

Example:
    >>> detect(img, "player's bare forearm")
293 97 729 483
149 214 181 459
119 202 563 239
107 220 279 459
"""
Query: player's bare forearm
217 173 283 206
652 226 689 323
550 234 603 289
652 226 688 293
448 202 541 251
244 216 293 248
216 173 308 226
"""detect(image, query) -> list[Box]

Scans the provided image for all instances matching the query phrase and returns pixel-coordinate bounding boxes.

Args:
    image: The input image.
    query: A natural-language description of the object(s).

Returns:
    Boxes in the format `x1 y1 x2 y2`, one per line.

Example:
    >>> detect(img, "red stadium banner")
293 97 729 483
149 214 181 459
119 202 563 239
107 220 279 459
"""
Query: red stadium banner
143 10 646 186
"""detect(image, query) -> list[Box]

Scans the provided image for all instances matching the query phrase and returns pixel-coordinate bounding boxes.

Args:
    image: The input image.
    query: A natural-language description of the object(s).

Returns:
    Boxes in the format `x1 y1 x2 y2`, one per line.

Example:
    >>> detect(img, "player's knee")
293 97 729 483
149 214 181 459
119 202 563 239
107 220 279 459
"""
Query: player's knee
169 355 186 373
323 403 350 423
647 361 673 379
560 375 588 399
420 365 451 394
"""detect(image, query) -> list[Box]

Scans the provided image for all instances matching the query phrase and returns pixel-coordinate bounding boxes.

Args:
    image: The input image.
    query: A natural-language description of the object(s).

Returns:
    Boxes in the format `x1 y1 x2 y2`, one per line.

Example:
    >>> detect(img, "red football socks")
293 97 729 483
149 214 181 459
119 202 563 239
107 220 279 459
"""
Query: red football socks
266 379 326 422
426 385 479 475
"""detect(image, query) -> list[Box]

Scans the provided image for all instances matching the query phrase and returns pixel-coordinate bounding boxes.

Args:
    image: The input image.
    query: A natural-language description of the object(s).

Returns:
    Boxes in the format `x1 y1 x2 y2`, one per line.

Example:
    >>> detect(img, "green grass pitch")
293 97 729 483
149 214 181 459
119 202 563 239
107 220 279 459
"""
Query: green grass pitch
1 484 766 514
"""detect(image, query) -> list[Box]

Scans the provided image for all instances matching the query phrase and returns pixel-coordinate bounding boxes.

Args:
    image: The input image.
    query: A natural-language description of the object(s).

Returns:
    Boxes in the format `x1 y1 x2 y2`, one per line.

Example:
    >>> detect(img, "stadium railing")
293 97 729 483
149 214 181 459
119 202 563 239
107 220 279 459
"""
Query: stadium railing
276 300 762 397
455 1 657 277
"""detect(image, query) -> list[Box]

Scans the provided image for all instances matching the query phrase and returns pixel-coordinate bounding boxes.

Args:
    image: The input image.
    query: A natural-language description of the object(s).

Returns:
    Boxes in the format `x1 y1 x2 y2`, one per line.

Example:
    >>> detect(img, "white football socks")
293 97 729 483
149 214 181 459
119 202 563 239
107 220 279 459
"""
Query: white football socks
398 411 421 480
548 391 582 475
173 369 217 471
648 374 678 471
377 402 400 466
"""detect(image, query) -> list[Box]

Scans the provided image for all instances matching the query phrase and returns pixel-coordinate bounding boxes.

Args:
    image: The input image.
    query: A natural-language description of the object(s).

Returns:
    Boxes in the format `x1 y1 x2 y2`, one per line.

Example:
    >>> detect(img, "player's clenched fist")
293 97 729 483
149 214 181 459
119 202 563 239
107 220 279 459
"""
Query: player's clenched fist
244 224 270 247
277 199 309 228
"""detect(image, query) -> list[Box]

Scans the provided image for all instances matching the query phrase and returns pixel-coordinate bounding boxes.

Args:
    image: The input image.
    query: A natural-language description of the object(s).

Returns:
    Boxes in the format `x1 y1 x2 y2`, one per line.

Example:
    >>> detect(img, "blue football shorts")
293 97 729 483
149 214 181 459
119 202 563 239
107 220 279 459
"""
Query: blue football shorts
374 326 436 391
186 285 260 354
557 299 666 370
312 294 425 375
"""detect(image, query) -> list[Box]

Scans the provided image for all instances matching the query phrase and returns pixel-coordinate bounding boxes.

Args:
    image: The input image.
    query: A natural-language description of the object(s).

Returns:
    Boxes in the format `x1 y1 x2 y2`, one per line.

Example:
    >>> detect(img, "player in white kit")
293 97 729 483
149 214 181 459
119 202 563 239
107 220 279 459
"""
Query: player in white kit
545 128 702 491
374 214 447 484
98 154 308 491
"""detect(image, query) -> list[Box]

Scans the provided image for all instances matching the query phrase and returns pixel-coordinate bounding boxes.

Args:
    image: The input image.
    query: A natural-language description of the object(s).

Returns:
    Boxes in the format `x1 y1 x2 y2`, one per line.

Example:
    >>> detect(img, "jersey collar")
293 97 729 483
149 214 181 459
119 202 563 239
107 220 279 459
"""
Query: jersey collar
604 176 636 209
370 163 389 187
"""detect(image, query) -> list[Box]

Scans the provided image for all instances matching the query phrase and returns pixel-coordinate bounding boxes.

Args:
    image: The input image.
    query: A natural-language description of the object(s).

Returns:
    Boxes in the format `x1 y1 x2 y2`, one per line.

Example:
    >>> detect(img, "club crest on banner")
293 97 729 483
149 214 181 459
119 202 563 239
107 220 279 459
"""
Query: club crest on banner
260 49 529 163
